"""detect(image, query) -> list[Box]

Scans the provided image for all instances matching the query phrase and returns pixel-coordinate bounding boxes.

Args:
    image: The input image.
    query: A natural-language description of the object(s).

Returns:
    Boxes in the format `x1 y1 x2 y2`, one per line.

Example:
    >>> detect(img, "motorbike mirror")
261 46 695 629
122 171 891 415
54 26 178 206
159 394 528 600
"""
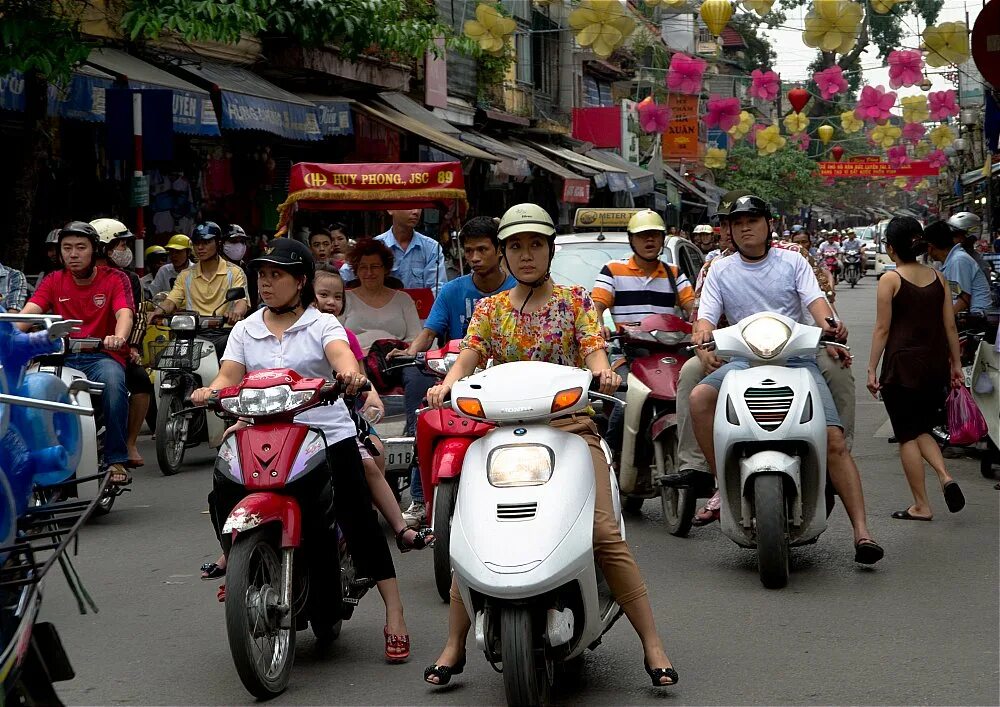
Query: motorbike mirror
224 287 246 303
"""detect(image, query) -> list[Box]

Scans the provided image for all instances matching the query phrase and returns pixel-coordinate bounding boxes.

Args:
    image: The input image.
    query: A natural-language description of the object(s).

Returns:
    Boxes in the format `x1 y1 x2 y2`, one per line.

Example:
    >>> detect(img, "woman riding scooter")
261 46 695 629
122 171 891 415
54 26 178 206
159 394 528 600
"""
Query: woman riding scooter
422 204 677 689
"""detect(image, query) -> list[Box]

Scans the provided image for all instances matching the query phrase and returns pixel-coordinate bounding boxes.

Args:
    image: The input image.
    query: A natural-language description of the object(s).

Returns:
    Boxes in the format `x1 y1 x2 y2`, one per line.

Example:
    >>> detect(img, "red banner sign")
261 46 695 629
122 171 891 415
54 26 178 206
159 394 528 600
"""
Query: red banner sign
288 162 465 195
818 160 940 178
562 178 591 204
663 94 700 159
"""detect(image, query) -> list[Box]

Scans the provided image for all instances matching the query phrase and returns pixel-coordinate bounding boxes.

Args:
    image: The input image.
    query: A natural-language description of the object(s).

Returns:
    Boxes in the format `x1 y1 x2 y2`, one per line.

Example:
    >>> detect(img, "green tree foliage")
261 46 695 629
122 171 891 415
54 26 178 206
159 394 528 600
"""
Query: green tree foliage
716 144 823 212
0 1 93 83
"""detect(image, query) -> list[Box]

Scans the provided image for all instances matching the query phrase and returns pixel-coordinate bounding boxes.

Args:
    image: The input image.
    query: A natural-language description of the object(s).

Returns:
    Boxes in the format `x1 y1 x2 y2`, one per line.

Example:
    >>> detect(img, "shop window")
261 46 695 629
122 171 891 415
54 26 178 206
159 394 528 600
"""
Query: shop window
515 25 532 86
532 16 557 97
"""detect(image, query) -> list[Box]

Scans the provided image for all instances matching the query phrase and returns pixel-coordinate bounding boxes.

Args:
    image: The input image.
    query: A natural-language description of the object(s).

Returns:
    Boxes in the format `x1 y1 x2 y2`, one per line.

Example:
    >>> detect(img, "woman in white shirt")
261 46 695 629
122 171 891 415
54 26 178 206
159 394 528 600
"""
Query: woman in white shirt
193 238 416 663
340 239 422 351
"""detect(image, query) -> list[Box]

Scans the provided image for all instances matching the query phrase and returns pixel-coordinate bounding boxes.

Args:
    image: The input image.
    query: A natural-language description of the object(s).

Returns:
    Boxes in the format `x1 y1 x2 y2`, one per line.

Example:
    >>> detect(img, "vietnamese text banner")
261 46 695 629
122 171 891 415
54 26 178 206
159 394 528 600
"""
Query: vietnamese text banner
289 162 465 195
819 161 940 178
219 93 322 141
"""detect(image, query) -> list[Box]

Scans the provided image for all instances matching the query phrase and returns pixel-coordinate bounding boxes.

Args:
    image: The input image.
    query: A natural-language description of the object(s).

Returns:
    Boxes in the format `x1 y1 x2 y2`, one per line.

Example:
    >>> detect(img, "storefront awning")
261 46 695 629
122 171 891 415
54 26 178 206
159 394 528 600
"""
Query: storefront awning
531 143 636 193
352 101 499 162
460 132 531 177
175 60 322 141
662 163 711 203
377 92 460 135
298 94 354 137
86 49 220 136
1 66 114 123
587 150 655 196
961 160 1000 186
507 140 592 204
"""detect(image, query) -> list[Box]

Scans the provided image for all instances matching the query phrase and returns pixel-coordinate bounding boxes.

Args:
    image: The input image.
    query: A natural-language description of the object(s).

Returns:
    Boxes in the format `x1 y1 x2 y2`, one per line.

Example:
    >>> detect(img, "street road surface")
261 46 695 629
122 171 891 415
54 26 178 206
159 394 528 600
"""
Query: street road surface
47 276 1000 705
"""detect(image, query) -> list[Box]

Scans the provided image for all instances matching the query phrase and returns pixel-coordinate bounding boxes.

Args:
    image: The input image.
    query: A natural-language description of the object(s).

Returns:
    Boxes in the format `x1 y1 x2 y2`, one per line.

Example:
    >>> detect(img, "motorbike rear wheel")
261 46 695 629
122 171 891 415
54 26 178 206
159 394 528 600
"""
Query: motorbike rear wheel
155 392 187 476
501 604 552 707
754 474 790 589
225 530 295 699
660 486 696 537
433 479 458 603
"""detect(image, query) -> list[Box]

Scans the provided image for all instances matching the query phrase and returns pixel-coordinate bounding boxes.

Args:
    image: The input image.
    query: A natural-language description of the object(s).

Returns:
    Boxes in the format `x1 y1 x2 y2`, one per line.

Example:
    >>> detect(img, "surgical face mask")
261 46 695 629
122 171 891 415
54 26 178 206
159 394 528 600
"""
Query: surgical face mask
109 247 133 268
223 242 248 262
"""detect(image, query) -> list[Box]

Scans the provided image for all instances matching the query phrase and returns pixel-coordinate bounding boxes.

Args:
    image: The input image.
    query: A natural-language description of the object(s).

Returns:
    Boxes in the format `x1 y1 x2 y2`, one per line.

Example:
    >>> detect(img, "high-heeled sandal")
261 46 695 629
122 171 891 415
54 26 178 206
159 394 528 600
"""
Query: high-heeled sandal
424 653 467 685
384 625 410 663
644 661 678 686
396 527 434 553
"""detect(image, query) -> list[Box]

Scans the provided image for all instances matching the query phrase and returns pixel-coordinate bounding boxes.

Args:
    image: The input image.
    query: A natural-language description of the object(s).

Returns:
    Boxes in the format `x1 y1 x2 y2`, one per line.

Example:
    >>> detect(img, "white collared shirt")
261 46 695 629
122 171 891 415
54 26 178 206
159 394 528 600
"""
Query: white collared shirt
223 307 356 445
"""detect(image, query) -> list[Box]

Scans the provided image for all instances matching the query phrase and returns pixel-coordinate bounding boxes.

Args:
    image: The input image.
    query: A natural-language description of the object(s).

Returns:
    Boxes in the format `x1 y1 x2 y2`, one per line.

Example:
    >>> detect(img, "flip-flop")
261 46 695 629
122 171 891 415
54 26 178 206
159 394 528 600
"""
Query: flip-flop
125 459 145 469
200 562 226 580
943 481 966 513
891 509 933 521
854 539 885 565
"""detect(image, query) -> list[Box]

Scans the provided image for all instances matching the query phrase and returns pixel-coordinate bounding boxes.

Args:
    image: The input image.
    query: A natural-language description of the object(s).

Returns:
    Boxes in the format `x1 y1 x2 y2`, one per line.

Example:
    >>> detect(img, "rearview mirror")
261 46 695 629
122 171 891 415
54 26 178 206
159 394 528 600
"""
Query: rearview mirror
225 287 246 302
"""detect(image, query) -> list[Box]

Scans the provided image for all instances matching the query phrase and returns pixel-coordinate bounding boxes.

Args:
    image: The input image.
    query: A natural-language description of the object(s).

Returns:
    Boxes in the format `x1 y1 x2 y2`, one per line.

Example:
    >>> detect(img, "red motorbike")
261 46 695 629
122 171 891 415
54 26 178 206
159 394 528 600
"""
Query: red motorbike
823 253 841 281
205 369 372 699
389 340 493 602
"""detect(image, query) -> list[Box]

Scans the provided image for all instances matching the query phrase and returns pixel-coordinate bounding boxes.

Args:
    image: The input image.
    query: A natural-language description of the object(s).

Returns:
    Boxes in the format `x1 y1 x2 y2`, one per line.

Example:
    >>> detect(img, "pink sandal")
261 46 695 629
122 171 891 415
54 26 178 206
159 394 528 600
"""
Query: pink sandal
692 491 721 526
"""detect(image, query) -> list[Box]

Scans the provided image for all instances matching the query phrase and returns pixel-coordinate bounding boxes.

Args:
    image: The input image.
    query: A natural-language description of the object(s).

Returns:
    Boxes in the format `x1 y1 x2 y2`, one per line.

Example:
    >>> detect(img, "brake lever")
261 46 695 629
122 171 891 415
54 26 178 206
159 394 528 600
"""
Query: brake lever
45 319 83 340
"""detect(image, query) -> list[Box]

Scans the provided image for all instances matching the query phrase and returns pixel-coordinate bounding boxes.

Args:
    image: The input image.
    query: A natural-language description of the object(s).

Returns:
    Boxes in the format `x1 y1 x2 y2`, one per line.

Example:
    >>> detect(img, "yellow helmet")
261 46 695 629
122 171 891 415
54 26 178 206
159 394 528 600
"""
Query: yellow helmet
89 218 133 244
627 209 666 235
144 245 168 258
497 203 556 241
165 234 192 251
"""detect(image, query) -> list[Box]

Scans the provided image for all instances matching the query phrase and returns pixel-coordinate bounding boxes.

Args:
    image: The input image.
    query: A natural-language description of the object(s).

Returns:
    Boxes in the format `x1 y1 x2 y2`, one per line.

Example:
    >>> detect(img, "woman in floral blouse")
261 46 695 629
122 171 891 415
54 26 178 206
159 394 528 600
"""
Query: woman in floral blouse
422 204 677 690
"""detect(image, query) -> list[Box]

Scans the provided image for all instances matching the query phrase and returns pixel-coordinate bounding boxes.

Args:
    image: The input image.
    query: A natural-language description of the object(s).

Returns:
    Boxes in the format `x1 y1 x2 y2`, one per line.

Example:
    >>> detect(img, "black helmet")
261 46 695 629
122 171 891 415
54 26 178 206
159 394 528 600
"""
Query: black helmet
192 221 223 241
58 220 100 244
226 224 248 240
716 190 754 220
727 194 771 220
249 237 315 278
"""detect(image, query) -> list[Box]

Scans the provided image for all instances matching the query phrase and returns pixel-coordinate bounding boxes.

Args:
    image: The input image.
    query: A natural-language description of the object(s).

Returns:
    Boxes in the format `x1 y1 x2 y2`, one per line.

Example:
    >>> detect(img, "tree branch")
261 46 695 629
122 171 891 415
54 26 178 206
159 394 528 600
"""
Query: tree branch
837 6 869 70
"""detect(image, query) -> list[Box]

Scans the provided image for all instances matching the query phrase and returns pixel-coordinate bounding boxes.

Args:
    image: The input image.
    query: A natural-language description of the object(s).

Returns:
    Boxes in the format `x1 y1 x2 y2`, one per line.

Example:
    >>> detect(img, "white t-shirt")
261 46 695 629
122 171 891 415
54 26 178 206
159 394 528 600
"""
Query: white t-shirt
698 247 826 326
222 307 357 446
341 290 422 351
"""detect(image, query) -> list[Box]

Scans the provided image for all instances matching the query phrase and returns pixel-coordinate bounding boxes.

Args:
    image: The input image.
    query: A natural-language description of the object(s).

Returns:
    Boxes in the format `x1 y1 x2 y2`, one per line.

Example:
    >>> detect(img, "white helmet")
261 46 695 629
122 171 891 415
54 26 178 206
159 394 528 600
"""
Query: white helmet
693 224 713 234
946 211 982 234
90 218 133 245
498 203 556 241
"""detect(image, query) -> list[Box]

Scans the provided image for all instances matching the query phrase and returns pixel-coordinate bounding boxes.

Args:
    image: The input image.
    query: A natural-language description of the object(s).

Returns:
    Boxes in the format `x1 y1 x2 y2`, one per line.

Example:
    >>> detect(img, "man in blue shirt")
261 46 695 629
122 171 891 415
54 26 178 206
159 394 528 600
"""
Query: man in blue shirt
925 220 992 315
340 209 448 295
388 216 515 527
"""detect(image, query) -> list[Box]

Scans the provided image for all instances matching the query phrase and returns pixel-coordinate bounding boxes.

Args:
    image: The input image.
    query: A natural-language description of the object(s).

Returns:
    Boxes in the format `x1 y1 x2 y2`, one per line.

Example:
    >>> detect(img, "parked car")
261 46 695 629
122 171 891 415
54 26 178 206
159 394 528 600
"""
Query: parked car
855 225 877 270
874 241 896 278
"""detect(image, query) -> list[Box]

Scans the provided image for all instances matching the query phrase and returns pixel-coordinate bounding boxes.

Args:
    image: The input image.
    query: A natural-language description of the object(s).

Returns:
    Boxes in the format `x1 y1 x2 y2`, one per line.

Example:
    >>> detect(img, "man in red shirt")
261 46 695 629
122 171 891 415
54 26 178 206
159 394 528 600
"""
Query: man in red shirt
21 221 135 486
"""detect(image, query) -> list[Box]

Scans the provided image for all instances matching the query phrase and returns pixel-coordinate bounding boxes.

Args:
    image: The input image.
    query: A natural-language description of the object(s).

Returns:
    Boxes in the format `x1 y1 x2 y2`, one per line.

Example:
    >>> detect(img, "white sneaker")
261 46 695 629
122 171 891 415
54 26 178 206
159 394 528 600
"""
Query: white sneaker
402 501 426 529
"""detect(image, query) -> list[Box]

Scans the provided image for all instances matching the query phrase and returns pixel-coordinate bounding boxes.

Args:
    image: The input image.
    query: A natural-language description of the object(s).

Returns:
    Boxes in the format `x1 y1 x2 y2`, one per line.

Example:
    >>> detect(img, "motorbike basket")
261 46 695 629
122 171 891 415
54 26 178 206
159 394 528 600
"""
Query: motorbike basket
150 341 207 370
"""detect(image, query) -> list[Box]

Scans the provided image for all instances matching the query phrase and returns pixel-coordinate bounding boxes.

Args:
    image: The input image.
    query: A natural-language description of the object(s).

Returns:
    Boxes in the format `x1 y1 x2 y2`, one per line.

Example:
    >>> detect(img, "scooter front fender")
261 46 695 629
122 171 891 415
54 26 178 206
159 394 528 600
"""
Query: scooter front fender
619 373 650 493
433 437 474 483
222 492 302 548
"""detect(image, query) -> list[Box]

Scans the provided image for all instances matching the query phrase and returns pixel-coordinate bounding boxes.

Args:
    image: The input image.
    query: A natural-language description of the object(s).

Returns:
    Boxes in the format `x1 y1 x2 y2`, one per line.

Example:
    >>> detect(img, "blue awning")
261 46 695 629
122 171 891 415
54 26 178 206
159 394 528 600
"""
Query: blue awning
175 61 322 141
298 94 354 137
0 66 115 123
86 49 220 136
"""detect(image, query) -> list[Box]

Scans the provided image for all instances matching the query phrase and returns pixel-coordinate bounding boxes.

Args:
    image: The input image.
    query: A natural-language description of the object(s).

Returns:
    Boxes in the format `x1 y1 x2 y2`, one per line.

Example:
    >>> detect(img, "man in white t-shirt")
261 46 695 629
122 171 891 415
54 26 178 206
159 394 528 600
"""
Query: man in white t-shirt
689 194 883 565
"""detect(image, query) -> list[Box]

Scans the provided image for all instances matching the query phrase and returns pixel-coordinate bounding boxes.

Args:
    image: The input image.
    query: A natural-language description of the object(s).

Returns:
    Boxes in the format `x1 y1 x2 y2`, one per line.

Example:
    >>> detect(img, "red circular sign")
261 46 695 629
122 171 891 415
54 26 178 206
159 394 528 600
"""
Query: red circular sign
972 0 1000 91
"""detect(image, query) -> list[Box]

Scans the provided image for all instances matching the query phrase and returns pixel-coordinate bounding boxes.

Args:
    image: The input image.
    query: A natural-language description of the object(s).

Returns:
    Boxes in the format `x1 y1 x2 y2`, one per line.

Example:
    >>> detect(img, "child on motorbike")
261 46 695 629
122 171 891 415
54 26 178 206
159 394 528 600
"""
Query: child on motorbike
422 204 677 689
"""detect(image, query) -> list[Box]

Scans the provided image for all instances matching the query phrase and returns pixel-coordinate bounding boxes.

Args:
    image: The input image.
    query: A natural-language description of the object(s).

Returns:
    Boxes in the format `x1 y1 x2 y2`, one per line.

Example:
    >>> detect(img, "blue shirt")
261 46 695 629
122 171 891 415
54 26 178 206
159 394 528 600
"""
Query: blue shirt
424 273 517 340
340 228 447 295
942 244 992 313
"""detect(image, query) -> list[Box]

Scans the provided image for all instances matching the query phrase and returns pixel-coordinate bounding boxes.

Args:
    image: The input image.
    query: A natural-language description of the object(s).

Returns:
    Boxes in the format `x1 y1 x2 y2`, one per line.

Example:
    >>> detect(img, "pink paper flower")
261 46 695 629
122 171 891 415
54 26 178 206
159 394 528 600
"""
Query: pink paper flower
904 176 922 191
790 131 811 151
813 66 848 100
887 50 924 89
886 145 909 168
702 95 741 132
666 53 707 95
748 69 780 101
901 122 926 143
854 85 897 123
823 176 835 186
927 149 948 168
637 96 672 133
928 89 959 120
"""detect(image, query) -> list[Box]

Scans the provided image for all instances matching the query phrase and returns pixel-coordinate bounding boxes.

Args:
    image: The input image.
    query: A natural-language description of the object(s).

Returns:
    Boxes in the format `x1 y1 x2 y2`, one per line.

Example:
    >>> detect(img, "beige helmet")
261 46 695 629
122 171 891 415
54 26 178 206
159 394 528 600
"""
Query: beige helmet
497 203 556 241
165 234 192 251
627 209 666 235
90 218 133 245
693 224 713 234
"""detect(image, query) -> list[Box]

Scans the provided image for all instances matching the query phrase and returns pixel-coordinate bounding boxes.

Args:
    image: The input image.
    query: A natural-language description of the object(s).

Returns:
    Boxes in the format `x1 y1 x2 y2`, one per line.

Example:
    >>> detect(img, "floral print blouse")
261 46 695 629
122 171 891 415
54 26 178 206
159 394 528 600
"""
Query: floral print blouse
462 284 606 367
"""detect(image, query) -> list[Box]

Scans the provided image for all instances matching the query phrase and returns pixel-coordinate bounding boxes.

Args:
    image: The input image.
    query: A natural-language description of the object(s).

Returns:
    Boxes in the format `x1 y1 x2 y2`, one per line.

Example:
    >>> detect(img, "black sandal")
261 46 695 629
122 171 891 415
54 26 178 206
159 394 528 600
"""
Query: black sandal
424 653 466 686
854 538 885 565
644 661 678 686
200 562 226 580
397 527 434 553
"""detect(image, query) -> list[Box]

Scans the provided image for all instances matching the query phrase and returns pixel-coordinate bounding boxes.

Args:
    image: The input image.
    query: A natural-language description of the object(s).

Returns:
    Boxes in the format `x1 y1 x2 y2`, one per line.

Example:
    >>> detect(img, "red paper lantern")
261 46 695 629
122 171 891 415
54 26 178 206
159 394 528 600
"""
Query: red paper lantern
831 145 845 162
788 87 810 114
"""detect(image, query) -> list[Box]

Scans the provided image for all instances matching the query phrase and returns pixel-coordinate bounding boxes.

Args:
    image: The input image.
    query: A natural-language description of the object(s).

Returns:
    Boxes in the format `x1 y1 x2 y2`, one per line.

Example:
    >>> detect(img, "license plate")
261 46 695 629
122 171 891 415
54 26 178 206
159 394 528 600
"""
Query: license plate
384 443 413 471
964 365 974 389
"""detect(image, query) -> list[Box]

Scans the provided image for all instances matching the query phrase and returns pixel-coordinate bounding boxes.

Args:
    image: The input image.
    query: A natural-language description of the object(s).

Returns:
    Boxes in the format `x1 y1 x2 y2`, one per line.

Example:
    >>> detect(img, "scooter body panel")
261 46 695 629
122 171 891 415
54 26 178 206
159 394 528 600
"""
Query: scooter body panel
222 492 303 549
971 341 999 446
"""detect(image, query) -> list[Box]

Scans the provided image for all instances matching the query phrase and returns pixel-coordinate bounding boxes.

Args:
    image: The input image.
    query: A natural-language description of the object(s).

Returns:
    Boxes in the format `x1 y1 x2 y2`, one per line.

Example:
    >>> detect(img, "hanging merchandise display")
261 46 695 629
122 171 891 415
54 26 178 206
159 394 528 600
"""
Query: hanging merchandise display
700 0 734 37
568 0 636 59
463 3 516 55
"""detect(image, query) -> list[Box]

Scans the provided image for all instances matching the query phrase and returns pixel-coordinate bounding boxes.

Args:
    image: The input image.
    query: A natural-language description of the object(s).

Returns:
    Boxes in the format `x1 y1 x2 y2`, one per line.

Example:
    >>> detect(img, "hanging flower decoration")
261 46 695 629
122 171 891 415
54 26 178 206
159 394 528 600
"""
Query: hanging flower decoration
666 53 708 95
743 0 775 16
929 124 956 149
886 145 909 168
783 111 809 135
887 50 924 89
756 124 786 155
927 149 949 168
854 85 897 123
464 3 516 55
902 122 926 143
703 95 741 132
840 110 864 134
923 21 970 67
913 141 931 158
790 131 811 151
893 177 909 189
568 0 637 59
813 66 848 100
871 0 903 13
900 95 930 124
802 0 863 56
748 69 780 101
728 110 754 140
637 96 672 133
928 89 959 120
870 123 901 148
705 147 728 169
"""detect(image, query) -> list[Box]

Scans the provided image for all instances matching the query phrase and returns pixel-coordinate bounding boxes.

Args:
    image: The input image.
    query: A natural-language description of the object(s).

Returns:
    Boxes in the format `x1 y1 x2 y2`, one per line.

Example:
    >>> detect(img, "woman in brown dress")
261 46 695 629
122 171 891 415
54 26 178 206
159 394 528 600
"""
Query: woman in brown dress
867 216 966 520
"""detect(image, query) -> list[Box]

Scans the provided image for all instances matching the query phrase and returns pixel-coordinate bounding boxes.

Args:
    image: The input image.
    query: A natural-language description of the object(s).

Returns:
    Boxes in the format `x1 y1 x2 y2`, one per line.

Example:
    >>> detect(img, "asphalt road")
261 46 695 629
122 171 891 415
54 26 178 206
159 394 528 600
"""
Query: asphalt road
46 274 999 706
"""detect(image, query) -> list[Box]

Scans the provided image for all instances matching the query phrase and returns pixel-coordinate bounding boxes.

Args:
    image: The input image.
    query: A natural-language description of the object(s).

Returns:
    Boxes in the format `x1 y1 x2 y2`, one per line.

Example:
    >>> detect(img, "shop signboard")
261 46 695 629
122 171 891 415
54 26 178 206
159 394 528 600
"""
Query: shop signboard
818 160 940 178
562 178 591 204
662 94 699 159
130 175 150 207
288 162 464 195
218 92 321 141
0 69 113 122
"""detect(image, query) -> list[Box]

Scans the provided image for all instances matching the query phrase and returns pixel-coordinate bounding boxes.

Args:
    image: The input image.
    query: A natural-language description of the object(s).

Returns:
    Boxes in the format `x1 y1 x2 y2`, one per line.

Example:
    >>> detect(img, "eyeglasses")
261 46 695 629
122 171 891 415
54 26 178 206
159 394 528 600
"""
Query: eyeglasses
357 264 384 273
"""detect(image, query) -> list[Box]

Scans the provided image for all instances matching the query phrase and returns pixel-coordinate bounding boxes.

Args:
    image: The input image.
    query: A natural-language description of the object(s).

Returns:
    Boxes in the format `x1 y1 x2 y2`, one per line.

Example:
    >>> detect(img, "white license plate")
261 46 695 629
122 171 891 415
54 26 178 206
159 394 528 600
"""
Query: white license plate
964 365 974 389
385 446 413 471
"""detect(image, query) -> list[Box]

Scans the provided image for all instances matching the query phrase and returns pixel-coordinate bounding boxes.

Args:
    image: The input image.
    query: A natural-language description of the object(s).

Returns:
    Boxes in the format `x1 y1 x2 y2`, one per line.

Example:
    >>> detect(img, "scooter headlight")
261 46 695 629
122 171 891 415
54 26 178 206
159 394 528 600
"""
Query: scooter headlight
487 445 553 487
220 385 315 417
170 315 196 331
427 353 459 376
741 316 791 359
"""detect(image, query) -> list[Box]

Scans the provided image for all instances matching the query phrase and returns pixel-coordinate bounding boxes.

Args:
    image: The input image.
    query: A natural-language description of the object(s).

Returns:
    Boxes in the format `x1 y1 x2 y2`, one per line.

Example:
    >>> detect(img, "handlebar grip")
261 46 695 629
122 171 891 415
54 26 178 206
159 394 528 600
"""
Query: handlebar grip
589 378 628 393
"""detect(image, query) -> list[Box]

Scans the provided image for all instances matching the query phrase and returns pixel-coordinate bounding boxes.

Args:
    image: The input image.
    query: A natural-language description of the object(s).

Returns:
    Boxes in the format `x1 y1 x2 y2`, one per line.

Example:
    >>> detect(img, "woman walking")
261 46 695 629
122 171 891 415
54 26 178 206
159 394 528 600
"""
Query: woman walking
867 217 966 520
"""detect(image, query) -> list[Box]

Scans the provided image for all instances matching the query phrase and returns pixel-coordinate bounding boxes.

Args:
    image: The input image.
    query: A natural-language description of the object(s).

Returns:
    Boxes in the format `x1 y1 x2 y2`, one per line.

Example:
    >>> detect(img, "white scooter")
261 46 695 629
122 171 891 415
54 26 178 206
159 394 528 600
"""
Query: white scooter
695 312 846 589
970 338 999 478
448 361 625 705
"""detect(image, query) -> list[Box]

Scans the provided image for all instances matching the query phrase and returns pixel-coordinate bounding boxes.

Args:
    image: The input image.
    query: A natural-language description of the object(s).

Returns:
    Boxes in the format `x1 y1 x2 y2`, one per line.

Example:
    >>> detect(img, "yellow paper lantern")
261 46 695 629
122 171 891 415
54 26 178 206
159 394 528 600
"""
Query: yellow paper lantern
840 110 864 134
756 124 786 155
802 0 863 56
742 0 774 16
817 124 834 144
901 95 930 124
705 147 727 169
783 111 809 135
929 124 956 149
728 110 754 140
464 3 516 55
870 124 901 148
700 0 734 37
568 0 637 59
923 21 970 68
870 0 902 14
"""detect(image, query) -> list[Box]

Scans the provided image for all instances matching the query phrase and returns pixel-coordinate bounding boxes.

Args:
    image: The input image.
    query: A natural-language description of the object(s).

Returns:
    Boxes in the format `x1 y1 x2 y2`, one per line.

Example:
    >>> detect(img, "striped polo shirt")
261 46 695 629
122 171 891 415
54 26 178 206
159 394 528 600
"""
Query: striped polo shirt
592 256 694 327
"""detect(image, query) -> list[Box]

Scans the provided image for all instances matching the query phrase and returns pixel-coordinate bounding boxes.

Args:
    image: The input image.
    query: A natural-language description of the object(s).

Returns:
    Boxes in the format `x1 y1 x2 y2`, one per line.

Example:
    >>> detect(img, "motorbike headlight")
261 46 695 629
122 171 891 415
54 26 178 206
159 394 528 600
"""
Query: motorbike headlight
220 385 316 417
170 315 196 331
741 316 791 359
487 445 553 487
427 353 458 376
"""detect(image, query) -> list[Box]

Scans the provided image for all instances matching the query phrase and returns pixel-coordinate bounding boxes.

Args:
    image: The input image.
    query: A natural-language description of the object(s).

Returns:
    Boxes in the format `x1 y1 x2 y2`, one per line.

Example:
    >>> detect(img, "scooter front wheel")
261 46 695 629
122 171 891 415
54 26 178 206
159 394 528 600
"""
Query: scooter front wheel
754 474 789 589
155 392 187 475
660 486 696 537
501 605 552 706
432 479 458 603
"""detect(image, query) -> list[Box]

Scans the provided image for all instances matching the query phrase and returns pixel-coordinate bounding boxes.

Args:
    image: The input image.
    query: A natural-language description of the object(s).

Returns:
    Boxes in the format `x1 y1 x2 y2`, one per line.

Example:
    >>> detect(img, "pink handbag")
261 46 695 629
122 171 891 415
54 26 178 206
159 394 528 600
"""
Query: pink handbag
947 386 988 446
